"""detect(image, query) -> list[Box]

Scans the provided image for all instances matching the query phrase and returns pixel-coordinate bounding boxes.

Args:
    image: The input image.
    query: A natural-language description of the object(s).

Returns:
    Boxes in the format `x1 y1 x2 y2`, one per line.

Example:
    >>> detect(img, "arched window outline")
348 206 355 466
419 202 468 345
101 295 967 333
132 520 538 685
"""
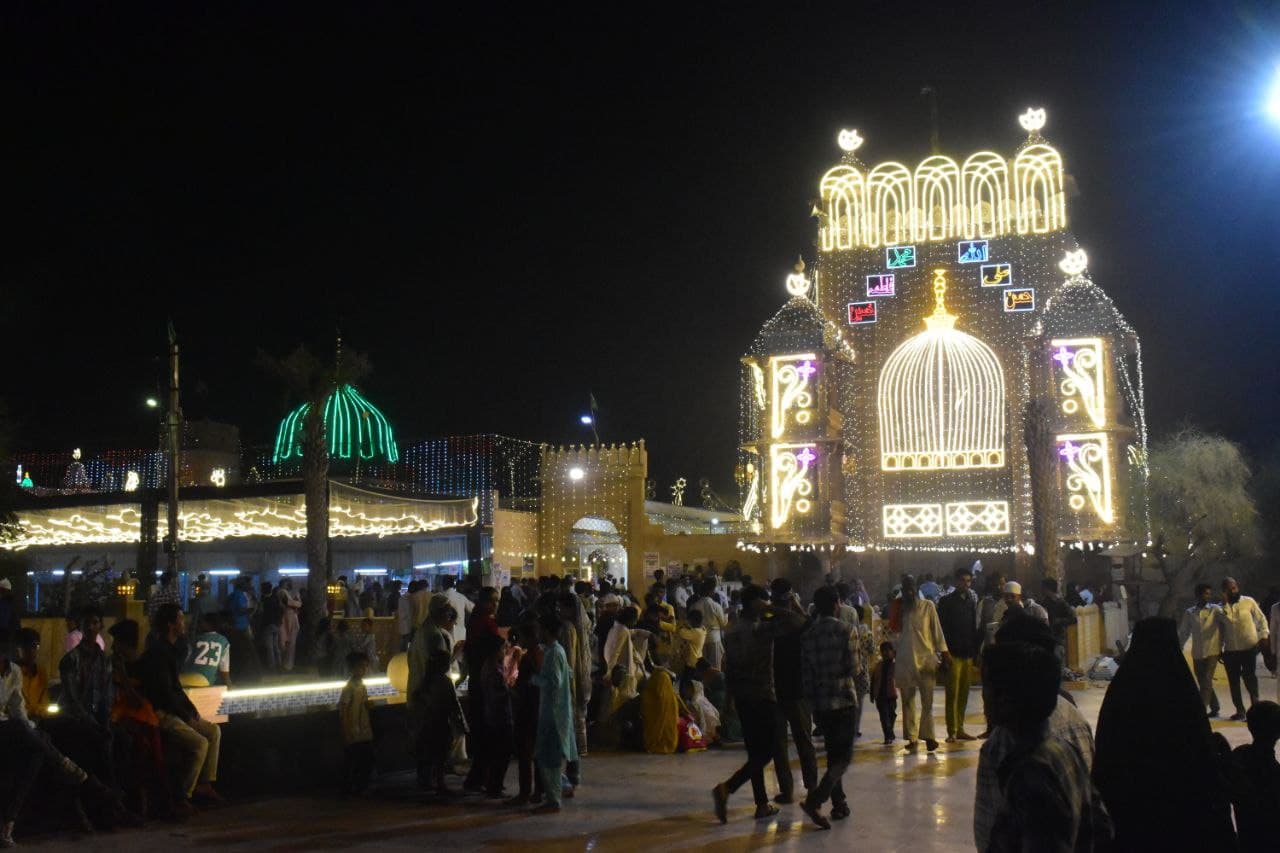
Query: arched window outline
819 165 865 251
866 162 913 248
1014 144 1065 234
961 151 1009 239
914 156 960 241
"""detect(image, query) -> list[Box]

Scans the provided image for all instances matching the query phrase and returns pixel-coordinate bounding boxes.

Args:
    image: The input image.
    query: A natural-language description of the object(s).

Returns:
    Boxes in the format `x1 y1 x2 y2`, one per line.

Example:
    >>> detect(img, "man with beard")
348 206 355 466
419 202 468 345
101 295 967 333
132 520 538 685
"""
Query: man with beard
890 574 950 753
1220 577 1269 720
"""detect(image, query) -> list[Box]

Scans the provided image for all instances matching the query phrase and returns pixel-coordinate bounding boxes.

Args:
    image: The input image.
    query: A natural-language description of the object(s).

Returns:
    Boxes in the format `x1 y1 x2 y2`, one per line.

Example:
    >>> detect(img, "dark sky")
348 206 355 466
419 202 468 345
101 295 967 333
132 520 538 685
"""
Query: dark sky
6 2 1280 492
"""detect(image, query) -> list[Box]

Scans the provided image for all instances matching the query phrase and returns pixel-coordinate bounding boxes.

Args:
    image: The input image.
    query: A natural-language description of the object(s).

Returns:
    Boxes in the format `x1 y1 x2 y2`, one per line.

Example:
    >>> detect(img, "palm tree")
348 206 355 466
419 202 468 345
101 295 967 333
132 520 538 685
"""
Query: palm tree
261 343 371 658
1024 397 1062 579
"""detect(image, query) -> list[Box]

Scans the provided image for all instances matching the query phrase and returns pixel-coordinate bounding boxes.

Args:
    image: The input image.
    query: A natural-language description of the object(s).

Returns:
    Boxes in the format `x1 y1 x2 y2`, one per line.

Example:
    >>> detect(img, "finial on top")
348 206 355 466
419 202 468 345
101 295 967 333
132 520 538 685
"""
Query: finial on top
785 256 812 298
1059 249 1088 276
1019 107 1047 133
837 128 864 153
923 269 957 331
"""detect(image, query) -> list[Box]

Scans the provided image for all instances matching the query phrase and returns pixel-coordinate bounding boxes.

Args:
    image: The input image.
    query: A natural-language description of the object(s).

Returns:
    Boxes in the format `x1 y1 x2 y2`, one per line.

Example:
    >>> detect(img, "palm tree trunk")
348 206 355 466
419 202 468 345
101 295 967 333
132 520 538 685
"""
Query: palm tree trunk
301 404 329 662
1024 399 1062 579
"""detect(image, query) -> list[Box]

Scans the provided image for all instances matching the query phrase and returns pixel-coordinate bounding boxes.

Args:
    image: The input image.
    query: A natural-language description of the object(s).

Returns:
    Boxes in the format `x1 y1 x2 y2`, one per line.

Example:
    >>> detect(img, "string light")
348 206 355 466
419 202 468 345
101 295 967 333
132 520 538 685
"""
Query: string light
273 384 400 465
1 482 477 551
819 110 1066 250
741 106 1147 557
878 269 1006 471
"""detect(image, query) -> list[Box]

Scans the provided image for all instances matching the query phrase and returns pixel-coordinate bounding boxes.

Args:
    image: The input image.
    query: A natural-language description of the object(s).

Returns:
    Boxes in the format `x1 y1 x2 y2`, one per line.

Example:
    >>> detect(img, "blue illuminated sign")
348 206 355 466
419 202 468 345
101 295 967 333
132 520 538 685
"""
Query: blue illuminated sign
958 240 989 263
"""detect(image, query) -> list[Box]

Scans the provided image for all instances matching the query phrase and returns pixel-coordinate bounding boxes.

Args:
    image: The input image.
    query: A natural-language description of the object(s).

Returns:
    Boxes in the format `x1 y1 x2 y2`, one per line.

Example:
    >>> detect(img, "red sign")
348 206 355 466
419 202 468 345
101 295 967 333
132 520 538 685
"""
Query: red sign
847 301 877 325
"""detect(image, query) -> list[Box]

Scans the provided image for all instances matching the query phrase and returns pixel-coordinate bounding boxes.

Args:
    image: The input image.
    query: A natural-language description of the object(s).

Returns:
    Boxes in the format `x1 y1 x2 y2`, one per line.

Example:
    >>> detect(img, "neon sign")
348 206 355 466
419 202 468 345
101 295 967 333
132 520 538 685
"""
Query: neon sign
847 301 878 325
866 274 895 297
1003 288 1035 312
980 263 1011 287
885 245 916 269
958 240 989 263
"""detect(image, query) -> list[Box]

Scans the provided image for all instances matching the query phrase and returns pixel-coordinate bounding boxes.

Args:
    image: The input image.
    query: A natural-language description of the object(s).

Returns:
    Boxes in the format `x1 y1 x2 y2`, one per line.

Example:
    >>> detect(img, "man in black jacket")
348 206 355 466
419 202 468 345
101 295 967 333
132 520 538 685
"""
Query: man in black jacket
768 578 817 804
1040 578 1078 670
139 603 222 808
937 567 980 742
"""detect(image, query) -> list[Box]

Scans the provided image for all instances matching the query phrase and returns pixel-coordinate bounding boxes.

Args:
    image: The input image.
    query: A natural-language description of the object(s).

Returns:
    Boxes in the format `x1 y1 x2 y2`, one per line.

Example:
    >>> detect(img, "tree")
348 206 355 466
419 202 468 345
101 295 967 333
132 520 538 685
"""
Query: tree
1148 428 1263 617
260 344 371 658
1024 398 1062 579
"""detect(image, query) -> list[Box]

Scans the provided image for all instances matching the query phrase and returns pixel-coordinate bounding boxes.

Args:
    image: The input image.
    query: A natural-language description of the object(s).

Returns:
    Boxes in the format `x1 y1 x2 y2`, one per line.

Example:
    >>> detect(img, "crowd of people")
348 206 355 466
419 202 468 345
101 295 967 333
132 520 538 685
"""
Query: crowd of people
0 603 226 848
4 565 1280 849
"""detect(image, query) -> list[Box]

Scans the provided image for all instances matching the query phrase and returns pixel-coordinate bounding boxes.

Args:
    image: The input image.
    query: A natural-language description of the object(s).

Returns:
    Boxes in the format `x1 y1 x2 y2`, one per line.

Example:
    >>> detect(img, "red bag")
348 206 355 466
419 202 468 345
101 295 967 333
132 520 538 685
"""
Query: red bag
678 714 708 752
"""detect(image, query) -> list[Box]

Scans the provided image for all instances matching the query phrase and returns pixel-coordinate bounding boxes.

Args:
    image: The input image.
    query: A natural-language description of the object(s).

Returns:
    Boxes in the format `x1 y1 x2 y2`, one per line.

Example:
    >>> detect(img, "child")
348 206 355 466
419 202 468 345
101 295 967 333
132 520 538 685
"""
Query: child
870 641 898 745
675 610 707 675
338 652 375 795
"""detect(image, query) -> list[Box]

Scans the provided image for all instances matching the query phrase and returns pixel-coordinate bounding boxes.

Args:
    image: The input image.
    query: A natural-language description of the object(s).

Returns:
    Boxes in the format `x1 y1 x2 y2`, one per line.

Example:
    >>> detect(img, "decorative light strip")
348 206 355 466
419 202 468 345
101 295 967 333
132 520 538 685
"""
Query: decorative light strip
818 111 1066 249
769 354 817 439
1051 338 1106 428
273 384 400 465
1 487 477 551
882 503 943 538
944 501 1011 536
769 443 816 529
1058 433 1114 525
221 677 390 700
878 270 1006 471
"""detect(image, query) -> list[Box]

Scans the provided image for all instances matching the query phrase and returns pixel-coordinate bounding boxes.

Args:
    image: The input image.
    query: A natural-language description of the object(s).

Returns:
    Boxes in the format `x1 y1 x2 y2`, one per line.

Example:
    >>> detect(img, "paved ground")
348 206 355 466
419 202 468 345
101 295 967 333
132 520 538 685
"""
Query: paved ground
21 675 1272 852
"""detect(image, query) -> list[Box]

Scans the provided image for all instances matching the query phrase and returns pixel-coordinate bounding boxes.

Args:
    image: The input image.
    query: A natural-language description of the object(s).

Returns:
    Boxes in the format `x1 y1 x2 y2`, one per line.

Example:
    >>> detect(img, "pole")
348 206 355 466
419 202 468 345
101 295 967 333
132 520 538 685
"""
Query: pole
166 321 181 574
922 85 941 154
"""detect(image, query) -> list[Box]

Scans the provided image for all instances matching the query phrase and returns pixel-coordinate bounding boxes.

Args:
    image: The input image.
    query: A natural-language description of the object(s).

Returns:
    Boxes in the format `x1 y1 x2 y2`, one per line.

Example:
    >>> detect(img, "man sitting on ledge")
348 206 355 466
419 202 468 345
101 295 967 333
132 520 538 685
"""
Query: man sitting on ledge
138 604 223 810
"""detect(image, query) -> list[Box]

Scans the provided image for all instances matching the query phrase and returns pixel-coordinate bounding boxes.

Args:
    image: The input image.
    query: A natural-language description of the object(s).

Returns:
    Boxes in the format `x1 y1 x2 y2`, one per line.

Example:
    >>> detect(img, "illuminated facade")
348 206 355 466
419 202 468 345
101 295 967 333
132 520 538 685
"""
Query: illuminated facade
741 109 1147 561
738 261 851 546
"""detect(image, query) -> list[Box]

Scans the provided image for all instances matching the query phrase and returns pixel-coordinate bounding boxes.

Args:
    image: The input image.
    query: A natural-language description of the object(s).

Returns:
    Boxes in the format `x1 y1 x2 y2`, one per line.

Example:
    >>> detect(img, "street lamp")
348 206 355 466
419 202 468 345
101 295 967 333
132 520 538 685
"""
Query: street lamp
579 414 593 425
145 397 159 409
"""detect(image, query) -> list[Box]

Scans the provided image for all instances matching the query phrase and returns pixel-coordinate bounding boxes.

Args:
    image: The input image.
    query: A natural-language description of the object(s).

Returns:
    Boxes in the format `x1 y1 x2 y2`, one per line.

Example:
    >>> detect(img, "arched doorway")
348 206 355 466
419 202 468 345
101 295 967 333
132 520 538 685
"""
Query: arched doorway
567 516 627 586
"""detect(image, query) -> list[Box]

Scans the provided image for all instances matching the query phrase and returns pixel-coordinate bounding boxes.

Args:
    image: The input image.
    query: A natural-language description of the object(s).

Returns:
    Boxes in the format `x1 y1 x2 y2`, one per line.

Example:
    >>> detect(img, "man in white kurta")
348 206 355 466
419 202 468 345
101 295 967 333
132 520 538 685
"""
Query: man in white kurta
893 575 950 752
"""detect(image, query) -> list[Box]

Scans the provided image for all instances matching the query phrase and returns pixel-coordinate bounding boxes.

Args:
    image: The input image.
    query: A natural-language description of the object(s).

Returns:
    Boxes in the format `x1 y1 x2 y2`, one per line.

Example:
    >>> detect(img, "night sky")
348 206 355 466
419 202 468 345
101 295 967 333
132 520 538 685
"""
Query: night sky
7 2 1280 493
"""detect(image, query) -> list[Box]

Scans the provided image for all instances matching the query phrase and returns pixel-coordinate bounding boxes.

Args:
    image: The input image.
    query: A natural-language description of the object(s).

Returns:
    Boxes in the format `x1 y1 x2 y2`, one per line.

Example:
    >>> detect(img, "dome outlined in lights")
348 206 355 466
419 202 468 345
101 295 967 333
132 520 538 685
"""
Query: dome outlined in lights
878 269 1006 471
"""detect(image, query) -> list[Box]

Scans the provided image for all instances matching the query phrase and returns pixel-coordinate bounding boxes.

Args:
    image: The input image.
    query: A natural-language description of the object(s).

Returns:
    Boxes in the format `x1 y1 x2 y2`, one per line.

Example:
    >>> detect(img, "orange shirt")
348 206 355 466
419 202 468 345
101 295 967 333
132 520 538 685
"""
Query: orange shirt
21 664 49 717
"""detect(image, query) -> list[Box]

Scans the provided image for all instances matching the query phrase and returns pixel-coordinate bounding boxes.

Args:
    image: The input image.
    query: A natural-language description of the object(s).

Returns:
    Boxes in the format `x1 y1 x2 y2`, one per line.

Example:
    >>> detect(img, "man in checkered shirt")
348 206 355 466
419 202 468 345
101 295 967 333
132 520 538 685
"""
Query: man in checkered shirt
797 586 861 829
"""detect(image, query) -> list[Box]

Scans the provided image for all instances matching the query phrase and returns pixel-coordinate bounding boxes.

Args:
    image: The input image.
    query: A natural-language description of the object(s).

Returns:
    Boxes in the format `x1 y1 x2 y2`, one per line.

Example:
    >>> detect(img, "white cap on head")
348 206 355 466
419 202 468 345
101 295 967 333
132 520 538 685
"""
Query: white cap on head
0 578 11 590
1003 581 1022 596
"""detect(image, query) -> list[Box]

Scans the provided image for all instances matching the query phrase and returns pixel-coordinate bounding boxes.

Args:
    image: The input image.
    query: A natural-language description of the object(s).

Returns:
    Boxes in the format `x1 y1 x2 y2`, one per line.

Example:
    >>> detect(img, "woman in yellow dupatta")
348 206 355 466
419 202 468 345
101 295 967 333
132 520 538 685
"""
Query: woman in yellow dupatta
640 656 685 754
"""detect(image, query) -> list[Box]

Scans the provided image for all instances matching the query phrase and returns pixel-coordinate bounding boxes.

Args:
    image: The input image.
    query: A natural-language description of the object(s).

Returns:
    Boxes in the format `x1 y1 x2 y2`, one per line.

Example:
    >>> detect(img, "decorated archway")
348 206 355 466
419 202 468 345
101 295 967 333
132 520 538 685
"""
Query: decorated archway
567 516 627 586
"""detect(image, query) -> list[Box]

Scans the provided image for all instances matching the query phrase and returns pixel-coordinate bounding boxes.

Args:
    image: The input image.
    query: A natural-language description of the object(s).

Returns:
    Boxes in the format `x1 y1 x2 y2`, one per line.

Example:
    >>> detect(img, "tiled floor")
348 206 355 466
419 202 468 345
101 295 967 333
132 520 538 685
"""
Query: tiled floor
22 675 1272 852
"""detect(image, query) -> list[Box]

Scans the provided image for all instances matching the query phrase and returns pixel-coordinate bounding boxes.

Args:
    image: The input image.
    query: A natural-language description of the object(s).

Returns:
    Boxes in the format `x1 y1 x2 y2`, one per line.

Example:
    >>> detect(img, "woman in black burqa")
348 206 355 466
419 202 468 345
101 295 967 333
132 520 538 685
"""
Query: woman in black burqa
1092 617 1236 850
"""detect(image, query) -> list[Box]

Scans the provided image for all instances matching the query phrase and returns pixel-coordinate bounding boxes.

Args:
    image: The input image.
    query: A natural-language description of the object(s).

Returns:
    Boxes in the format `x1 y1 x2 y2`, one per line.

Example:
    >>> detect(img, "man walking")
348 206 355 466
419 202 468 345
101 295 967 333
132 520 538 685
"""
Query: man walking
769 578 817 805
797 586 859 829
712 585 804 823
1220 577 1269 720
891 574 950 752
937 567 979 742
1178 583 1224 717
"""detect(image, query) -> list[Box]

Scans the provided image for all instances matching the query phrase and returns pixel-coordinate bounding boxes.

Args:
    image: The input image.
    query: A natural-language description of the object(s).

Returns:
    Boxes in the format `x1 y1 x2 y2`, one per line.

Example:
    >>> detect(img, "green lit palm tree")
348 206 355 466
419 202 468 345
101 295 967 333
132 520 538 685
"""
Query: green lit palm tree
261 344 371 658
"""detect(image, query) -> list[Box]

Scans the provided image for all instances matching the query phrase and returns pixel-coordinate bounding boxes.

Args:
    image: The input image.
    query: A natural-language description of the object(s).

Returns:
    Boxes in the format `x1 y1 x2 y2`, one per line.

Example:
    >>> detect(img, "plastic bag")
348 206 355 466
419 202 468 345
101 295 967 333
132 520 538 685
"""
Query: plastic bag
1086 655 1118 681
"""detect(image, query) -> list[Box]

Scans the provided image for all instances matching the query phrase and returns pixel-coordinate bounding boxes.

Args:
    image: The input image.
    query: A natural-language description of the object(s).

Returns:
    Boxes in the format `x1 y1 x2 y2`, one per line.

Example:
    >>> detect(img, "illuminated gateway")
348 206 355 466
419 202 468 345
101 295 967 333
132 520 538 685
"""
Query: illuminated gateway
738 109 1148 571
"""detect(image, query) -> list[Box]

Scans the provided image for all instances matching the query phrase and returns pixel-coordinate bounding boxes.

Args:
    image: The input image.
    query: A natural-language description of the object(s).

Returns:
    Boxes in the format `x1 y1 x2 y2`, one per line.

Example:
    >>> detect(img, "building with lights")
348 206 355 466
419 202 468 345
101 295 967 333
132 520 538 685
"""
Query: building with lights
6 385 766 603
738 109 1148 581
